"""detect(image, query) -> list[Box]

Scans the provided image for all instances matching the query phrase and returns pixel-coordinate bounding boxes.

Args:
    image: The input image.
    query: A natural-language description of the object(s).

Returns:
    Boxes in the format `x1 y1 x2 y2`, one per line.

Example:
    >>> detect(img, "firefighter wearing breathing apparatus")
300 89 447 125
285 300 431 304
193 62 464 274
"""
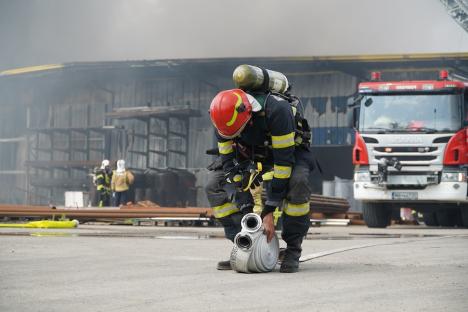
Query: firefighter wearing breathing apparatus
93 159 113 207
205 65 314 273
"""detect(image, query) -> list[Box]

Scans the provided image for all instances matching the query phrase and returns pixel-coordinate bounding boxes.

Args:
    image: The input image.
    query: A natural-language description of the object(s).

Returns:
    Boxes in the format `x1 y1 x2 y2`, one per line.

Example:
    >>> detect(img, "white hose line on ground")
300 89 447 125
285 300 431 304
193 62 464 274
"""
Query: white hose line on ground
299 235 455 262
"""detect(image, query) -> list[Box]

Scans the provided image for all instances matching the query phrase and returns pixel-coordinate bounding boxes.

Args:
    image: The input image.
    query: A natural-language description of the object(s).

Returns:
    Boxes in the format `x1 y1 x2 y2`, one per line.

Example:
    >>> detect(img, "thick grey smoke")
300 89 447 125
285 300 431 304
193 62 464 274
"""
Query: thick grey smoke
0 0 467 71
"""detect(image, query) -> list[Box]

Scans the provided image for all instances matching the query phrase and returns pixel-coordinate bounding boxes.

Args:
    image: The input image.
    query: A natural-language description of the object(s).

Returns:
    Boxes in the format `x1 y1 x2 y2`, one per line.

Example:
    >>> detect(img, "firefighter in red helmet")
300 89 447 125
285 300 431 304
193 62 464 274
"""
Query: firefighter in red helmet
205 86 314 273
209 89 255 139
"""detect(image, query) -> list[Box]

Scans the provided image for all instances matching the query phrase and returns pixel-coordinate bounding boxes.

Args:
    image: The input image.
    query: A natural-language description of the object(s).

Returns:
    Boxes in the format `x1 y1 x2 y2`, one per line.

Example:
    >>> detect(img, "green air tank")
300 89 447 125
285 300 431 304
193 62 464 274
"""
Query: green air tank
233 64 289 94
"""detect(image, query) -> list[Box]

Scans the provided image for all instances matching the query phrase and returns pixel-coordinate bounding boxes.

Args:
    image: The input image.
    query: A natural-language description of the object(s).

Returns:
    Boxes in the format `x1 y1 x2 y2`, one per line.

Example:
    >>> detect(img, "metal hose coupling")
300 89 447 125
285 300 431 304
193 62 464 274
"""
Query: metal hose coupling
230 213 279 273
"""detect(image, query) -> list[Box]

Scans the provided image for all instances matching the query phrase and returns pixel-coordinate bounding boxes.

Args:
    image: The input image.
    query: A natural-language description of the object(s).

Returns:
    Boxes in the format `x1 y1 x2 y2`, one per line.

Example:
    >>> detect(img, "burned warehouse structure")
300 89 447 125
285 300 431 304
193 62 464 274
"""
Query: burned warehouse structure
0 54 467 207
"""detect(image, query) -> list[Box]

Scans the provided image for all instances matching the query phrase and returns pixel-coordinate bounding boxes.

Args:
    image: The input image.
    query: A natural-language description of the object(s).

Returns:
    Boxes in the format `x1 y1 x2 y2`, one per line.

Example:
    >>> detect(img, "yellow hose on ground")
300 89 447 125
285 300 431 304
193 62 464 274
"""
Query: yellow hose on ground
0 220 79 229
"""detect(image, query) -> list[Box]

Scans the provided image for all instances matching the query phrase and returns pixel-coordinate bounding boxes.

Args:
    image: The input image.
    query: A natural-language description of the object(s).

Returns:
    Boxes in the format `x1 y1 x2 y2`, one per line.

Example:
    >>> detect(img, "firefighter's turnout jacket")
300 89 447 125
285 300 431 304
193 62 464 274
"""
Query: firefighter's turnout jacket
206 92 314 242
95 168 112 191
111 170 135 192
94 167 112 207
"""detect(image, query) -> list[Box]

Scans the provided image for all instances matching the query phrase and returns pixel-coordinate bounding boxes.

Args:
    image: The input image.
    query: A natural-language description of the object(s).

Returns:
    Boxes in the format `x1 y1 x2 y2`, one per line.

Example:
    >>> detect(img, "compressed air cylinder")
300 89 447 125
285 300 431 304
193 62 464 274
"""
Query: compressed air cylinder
233 64 289 94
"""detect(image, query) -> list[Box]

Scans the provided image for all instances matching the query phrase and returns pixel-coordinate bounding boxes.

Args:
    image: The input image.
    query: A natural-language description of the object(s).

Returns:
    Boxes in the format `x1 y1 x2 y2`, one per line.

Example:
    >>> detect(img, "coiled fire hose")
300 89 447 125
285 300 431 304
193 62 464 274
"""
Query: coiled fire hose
230 213 279 273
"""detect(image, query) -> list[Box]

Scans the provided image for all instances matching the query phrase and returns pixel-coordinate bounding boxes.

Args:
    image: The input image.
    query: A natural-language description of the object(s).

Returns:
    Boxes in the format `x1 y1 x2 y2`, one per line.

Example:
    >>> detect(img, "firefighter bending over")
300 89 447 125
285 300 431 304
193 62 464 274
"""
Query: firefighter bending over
205 88 314 273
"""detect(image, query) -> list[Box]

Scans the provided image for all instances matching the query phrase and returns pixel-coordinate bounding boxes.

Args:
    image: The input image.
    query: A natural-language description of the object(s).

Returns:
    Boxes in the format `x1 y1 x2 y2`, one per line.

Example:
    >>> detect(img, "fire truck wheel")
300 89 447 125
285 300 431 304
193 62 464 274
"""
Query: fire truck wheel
422 212 438 227
362 202 391 228
435 209 459 227
459 207 468 228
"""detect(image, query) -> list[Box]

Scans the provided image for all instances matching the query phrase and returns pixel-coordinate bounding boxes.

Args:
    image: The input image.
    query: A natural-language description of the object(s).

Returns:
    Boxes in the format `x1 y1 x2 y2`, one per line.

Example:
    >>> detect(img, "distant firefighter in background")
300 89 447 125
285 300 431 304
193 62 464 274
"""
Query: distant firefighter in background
93 159 113 207
111 159 135 206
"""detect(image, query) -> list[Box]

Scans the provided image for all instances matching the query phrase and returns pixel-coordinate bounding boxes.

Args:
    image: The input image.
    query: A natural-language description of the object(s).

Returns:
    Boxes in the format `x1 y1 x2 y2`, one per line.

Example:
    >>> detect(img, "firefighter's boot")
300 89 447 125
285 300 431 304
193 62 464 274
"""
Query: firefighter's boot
217 260 232 270
280 239 303 273
277 247 286 263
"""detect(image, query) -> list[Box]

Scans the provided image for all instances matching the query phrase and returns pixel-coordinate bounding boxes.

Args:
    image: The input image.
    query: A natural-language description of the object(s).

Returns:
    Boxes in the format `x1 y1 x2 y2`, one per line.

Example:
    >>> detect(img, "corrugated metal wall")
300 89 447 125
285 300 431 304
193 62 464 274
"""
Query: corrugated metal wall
0 60 455 205
104 73 232 169
0 80 30 203
0 68 360 205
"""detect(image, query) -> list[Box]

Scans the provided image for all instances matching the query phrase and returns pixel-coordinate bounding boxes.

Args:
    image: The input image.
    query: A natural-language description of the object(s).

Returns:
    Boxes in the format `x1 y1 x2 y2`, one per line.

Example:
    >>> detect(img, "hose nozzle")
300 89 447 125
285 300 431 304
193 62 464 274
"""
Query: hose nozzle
241 213 262 233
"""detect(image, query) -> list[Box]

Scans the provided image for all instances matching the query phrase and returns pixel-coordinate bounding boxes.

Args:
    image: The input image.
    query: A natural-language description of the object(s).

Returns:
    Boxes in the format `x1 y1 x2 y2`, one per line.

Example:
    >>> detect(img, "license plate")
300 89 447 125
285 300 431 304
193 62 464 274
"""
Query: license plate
392 192 418 200
388 175 427 185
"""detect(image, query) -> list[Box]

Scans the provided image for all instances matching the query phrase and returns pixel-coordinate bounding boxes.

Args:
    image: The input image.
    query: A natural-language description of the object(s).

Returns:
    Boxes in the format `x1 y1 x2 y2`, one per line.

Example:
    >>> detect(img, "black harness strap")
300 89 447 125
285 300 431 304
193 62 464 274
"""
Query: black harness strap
260 68 270 92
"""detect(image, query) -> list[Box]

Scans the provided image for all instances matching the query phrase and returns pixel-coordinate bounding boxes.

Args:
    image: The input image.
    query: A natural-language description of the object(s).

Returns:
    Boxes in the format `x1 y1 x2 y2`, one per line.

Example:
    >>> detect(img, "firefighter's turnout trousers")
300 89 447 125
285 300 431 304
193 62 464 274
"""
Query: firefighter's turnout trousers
205 148 313 244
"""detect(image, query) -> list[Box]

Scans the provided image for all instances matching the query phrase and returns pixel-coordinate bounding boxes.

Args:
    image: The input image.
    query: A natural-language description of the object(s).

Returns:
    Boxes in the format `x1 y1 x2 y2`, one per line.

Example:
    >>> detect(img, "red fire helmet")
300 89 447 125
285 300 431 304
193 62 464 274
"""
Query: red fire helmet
209 89 253 139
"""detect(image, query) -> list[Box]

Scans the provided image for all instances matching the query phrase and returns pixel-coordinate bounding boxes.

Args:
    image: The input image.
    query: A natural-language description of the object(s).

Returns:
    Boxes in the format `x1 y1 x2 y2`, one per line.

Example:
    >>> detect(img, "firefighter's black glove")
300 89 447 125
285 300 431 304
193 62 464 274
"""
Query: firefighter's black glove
247 173 262 189
240 162 263 190
225 171 243 188
207 157 223 171
235 191 254 215
260 204 277 219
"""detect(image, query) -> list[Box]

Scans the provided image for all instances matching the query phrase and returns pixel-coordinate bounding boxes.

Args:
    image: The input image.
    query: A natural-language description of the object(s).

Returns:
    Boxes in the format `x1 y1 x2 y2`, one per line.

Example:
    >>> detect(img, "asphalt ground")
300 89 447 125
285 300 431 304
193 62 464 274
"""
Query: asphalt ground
1 224 467 312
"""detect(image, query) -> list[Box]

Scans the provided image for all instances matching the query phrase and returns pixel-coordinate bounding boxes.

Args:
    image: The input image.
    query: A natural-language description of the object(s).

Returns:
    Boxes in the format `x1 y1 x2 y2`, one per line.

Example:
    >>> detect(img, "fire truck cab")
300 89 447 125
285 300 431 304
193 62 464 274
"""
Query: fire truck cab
348 70 468 228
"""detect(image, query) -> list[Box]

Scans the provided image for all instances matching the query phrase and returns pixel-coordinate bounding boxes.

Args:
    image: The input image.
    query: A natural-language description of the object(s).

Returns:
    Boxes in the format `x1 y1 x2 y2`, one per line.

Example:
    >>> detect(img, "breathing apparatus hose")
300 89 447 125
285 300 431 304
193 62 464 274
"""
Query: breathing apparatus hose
242 162 262 192
230 213 279 273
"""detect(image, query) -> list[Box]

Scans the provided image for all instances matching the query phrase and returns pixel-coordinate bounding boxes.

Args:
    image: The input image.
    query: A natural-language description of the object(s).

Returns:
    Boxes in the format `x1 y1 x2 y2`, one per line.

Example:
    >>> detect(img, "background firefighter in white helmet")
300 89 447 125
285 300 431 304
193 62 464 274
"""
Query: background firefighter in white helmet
93 159 113 207
111 159 135 206
205 65 315 273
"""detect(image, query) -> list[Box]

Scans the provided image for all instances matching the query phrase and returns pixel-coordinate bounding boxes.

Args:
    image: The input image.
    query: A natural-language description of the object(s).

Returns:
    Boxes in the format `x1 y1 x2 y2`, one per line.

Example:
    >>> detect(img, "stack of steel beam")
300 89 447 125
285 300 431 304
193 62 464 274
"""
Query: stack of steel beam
0 194 349 220
309 195 350 214
0 204 213 219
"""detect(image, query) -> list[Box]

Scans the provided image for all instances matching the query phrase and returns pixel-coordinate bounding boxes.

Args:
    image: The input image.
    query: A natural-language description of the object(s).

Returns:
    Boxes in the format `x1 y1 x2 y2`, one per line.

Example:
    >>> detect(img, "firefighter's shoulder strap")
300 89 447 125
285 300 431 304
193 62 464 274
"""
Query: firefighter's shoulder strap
255 92 311 147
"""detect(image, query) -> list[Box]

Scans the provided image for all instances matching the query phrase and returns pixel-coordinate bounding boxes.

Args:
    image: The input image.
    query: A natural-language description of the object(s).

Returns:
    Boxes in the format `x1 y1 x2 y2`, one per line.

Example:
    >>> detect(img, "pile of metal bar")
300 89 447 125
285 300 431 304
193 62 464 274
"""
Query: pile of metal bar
0 194 350 221
0 204 213 219
309 195 350 214
310 218 351 226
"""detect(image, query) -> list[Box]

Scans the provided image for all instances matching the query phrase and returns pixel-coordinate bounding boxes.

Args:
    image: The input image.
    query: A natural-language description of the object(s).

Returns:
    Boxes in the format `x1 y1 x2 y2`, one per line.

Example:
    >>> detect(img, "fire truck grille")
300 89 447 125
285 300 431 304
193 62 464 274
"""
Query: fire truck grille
374 147 437 153
375 155 437 161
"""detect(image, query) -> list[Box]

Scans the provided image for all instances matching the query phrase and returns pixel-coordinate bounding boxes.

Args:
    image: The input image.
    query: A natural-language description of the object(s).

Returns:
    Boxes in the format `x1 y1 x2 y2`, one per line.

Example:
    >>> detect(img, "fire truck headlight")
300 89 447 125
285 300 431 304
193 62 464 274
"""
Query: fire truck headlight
441 171 466 182
354 171 370 182
459 172 466 182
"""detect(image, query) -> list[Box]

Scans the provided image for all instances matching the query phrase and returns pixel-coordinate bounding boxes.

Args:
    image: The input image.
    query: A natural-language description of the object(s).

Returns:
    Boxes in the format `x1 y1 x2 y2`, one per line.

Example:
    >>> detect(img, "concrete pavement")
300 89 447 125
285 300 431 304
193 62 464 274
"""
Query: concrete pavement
1 224 467 312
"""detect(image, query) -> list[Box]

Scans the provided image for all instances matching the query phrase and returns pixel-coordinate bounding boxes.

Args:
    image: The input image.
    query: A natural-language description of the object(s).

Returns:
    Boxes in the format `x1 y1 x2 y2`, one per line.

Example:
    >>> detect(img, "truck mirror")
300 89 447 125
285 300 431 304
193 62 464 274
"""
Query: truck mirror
347 94 362 107
346 108 355 128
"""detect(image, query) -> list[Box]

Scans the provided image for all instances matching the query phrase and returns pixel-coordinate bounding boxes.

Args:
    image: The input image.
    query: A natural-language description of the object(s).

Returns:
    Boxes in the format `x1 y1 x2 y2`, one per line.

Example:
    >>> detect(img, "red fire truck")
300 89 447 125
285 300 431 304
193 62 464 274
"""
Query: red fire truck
349 70 468 228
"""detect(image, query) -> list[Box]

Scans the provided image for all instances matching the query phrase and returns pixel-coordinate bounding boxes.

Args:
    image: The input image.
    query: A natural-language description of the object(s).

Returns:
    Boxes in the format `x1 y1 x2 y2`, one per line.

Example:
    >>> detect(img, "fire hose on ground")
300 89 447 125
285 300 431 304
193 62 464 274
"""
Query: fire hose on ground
230 213 280 273
229 216 453 274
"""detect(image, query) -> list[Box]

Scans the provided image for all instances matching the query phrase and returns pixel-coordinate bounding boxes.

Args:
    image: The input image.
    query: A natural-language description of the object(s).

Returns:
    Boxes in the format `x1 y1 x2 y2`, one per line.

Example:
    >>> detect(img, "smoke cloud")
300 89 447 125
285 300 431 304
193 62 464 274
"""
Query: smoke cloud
0 0 467 71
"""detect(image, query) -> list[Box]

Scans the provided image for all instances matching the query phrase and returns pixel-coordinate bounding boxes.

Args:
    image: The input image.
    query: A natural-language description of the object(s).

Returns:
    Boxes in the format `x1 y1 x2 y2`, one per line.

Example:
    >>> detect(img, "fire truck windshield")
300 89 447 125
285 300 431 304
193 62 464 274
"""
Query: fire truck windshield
359 94 462 133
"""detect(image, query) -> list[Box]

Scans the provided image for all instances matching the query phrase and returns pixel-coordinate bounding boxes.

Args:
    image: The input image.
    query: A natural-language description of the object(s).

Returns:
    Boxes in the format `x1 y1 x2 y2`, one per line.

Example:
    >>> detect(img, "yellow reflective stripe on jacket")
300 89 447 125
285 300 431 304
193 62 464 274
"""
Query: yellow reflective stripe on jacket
271 132 295 149
212 202 239 218
233 174 242 182
273 164 292 179
262 171 274 181
218 140 234 155
284 202 310 216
